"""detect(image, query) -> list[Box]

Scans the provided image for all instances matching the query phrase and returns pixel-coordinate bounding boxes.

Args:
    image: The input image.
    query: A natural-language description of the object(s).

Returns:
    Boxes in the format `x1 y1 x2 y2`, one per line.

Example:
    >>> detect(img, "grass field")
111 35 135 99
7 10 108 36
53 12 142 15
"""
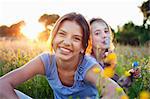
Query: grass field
0 39 149 99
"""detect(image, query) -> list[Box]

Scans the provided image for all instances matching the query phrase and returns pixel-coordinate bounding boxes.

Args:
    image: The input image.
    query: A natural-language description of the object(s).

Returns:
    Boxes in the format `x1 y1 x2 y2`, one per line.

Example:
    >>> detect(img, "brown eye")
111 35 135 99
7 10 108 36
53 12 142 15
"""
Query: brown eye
105 31 109 34
58 32 65 36
74 37 81 42
105 29 109 34
95 31 101 36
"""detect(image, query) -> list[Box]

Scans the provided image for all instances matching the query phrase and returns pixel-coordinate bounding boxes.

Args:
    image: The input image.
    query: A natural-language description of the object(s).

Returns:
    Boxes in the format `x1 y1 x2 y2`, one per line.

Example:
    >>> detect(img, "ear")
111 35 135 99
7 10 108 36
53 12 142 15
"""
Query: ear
81 49 84 54
51 42 54 48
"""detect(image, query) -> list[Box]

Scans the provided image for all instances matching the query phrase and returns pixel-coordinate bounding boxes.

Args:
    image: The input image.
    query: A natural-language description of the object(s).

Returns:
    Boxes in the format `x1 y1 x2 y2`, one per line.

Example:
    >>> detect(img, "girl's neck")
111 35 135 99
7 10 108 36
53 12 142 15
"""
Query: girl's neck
56 55 81 72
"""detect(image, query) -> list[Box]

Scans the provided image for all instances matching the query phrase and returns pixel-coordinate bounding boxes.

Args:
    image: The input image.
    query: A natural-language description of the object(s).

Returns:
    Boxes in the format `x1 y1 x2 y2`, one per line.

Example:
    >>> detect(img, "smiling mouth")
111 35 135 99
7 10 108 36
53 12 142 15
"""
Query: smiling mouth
59 47 72 55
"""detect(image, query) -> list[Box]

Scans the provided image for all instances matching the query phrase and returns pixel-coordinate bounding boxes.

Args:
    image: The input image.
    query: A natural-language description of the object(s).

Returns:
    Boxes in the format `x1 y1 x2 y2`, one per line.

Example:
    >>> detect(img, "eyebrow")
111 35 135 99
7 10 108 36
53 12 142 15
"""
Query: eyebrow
94 27 109 32
94 30 101 32
58 29 67 33
104 28 109 30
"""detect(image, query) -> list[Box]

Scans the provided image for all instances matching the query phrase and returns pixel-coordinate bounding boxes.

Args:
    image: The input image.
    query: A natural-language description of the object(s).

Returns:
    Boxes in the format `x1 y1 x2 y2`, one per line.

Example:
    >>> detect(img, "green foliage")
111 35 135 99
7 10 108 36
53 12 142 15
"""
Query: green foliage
116 22 150 45
115 45 150 98
126 57 150 98
115 65 125 77
16 75 53 99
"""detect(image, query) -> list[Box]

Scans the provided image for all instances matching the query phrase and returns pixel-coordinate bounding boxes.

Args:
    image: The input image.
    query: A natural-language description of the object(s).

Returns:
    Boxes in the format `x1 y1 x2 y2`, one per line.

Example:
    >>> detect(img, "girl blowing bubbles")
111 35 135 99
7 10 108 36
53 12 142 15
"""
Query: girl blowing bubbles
0 12 125 99
88 18 118 81
88 18 140 89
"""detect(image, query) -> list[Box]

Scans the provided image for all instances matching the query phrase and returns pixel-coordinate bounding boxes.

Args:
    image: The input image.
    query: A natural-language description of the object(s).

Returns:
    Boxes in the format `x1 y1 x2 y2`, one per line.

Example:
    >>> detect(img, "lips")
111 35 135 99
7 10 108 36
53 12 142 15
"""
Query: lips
101 38 110 44
59 47 72 55
102 41 106 45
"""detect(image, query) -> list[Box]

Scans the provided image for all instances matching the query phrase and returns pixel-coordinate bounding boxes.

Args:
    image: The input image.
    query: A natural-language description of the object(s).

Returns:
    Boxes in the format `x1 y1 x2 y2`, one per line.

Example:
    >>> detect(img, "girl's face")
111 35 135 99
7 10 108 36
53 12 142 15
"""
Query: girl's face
91 21 110 50
53 20 84 61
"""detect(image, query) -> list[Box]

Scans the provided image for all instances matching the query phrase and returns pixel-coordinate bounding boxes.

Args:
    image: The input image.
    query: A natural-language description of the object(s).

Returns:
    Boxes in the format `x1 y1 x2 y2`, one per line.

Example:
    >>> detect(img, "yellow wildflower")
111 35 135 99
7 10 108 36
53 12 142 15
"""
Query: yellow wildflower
93 67 101 74
116 87 123 94
104 52 117 65
103 67 115 78
124 71 131 77
140 91 150 99
120 95 129 99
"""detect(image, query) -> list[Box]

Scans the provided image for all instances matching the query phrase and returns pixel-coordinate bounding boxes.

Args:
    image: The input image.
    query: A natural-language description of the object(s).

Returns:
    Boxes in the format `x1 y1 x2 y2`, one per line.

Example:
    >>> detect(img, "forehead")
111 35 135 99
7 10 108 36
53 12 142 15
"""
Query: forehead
91 21 108 30
58 20 83 36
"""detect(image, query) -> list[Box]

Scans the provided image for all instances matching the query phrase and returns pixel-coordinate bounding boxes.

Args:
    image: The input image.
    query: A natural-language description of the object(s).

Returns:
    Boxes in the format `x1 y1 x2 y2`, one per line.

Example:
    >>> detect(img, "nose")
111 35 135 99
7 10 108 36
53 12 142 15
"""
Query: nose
102 31 107 38
63 38 72 46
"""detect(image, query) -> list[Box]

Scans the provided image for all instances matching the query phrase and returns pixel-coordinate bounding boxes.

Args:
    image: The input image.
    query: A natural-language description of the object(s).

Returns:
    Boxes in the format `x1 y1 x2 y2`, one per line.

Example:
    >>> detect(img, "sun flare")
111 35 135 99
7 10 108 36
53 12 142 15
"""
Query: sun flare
21 21 45 40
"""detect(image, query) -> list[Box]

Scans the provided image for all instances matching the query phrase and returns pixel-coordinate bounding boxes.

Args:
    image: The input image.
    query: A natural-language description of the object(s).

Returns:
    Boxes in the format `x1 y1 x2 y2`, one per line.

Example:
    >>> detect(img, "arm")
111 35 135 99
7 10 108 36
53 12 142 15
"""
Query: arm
85 64 126 99
0 55 45 98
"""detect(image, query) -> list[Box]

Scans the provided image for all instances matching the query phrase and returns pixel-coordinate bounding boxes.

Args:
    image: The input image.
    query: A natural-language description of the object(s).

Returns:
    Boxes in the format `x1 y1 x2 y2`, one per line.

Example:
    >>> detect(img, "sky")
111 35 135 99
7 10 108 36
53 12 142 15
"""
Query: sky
0 0 146 32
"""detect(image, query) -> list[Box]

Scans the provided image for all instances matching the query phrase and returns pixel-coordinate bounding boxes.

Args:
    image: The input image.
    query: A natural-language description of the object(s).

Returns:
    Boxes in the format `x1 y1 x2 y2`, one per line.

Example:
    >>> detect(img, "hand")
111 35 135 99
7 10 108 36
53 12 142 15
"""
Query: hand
0 79 19 99
128 68 141 78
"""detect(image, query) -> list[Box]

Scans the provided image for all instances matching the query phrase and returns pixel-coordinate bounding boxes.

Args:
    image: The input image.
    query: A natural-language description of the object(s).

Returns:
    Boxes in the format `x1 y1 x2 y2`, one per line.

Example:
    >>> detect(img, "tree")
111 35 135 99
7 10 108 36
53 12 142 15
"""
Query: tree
0 21 25 38
38 13 60 41
9 21 25 37
39 14 59 29
139 0 150 26
116 22 150 46
0 25 9 36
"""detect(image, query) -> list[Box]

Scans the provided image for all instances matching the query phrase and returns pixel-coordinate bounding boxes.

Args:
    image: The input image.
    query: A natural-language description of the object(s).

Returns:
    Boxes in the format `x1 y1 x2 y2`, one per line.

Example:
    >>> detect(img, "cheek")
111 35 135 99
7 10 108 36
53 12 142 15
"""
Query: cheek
73 42 83 52
92 38 99 47
106 34 111 38
52 41 56 50
52 38 59 49
92 36 100 43
75 42 83 49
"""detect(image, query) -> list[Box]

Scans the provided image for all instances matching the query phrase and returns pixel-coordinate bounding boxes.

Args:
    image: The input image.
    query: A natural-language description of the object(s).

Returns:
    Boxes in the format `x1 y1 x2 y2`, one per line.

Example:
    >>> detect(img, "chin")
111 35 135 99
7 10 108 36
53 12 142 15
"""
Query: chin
56 53 72 61
101 45 108 49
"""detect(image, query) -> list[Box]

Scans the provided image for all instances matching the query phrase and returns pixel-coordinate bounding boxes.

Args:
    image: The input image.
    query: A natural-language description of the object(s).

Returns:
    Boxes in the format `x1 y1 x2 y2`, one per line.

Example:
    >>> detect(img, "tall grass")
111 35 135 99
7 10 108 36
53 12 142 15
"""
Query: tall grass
115 44 150 98
0 40 53 98
0 40 149 98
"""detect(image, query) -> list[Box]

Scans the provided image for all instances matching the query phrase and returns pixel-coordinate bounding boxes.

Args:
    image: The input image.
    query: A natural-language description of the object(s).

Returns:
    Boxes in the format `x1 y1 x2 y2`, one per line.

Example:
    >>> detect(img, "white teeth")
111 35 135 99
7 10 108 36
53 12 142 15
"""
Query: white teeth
60 47 71 53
